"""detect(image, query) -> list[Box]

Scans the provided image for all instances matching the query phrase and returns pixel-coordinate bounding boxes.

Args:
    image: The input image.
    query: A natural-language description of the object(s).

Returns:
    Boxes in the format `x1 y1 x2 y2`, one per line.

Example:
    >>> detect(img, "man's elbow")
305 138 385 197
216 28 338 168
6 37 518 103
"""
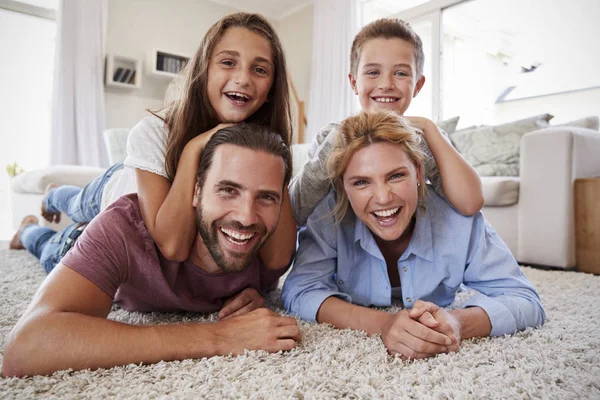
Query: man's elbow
2 324 40 378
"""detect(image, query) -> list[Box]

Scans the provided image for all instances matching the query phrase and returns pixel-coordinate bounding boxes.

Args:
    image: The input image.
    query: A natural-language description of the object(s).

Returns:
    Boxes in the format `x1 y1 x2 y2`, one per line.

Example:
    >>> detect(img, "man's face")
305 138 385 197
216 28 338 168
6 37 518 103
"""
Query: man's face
349 37 425 116
194 144 285 273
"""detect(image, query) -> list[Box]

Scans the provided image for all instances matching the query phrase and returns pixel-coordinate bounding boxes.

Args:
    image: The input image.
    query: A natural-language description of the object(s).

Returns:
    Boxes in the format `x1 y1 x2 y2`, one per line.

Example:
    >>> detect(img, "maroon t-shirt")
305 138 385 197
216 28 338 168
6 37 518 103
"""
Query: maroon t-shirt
61 194 287 312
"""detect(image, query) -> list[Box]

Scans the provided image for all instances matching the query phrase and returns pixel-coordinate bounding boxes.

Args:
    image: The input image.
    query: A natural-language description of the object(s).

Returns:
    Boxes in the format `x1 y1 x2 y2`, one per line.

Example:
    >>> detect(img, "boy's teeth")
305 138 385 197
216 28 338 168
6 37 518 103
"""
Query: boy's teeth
375 97 396 103
373 207 399 217
221 228 254 240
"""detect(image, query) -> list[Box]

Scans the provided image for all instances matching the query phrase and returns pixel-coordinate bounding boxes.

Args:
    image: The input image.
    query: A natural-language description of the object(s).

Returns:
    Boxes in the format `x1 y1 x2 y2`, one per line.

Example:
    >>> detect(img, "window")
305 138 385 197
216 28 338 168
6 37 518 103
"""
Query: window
0 2 56 239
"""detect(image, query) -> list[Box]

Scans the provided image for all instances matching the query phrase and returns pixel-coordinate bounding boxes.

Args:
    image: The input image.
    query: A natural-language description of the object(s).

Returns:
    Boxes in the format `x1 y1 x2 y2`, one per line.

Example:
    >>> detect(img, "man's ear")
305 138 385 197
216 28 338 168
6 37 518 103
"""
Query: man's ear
192 183 201 208
348 73 358 95
413 75 426 98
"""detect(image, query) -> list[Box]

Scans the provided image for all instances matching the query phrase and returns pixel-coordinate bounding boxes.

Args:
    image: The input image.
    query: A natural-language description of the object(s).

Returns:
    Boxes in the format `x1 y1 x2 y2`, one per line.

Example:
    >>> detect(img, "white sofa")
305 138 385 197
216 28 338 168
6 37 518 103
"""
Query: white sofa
10 126 600 268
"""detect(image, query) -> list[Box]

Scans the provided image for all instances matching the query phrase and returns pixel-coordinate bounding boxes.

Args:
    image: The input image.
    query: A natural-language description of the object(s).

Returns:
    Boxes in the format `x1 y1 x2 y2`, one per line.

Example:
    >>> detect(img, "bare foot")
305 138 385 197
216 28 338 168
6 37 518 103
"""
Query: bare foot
9 215 39 250
41 183 61 223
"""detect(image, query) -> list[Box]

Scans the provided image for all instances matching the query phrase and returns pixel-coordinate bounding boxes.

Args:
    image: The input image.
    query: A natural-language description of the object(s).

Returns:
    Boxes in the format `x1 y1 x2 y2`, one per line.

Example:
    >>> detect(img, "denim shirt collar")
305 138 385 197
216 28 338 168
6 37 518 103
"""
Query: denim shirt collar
353 207 434 262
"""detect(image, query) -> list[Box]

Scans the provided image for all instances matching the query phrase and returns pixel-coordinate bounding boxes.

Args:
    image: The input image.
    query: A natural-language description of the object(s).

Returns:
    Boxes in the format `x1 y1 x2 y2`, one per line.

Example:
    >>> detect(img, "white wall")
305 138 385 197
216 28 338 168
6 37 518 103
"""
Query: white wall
105 0 315 132
274 4 314 114
105 0 238 129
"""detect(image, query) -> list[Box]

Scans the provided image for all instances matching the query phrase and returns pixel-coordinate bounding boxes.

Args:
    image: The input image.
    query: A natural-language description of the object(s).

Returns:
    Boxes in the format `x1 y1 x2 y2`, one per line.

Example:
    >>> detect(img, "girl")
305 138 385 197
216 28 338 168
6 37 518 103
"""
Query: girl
282 112 544 360
16 13 296 273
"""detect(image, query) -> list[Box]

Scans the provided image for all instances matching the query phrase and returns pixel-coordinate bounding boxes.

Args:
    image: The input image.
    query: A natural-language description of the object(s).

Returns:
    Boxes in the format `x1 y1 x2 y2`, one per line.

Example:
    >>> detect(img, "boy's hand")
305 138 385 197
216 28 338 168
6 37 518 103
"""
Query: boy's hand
381 309 452 360
404 116 439 138
218 288 265 321
409 300 461 352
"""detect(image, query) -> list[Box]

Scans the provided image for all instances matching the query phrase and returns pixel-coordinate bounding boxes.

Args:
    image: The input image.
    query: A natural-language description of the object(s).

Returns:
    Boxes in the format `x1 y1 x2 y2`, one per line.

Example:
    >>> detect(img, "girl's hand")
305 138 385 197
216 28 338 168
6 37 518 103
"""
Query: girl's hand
188 123 236 150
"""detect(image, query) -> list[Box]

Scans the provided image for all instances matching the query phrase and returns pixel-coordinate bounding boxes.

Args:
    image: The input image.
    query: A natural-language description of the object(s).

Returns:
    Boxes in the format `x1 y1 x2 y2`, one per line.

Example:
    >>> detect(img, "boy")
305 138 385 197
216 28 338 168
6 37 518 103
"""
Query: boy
290 18 483 225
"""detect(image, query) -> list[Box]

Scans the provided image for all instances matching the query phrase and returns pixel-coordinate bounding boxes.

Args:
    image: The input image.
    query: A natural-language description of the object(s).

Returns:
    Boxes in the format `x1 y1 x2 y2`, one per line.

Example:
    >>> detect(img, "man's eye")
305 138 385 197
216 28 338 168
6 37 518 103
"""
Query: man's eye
259 194 276 203
220 187 236 195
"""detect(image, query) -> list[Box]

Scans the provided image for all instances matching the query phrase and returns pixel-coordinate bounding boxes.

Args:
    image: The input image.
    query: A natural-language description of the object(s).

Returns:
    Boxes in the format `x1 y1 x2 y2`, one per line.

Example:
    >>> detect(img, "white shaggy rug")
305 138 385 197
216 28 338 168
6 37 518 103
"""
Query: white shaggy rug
0 243 599 399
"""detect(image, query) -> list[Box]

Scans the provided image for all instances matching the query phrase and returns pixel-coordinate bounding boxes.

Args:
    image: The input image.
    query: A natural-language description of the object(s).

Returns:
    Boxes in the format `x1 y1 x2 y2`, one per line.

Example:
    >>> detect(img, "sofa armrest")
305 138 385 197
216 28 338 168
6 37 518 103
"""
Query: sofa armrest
518 127 600 267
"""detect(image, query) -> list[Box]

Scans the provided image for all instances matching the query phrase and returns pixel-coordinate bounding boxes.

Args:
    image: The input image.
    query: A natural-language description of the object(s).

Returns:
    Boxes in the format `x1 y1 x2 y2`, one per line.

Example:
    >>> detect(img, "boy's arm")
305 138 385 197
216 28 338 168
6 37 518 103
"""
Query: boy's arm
2 264 300 378
289 124 339 227
408 117 484 216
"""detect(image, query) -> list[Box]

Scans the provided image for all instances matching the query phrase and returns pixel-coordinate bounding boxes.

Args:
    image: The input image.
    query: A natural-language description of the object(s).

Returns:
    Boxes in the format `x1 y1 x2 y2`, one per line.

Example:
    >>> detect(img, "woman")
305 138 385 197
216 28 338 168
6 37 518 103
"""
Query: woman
282 112 545 360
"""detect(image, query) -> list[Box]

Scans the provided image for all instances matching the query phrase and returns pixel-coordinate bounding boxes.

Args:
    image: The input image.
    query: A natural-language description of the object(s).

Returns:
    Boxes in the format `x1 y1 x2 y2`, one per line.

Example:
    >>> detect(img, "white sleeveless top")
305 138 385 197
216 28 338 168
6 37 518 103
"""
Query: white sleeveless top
101 115 171 210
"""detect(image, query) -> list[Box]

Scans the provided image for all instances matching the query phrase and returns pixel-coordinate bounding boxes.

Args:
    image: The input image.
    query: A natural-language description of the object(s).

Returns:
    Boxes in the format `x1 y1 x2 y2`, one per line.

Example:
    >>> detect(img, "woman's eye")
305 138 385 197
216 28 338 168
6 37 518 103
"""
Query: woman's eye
390 173 405 180
352 180 367 186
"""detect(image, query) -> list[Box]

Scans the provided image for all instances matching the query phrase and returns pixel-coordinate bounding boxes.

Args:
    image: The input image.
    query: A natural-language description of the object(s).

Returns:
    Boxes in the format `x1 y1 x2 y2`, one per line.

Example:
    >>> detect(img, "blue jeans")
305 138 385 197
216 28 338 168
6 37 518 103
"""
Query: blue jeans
44 163 124 223
20 223 82 273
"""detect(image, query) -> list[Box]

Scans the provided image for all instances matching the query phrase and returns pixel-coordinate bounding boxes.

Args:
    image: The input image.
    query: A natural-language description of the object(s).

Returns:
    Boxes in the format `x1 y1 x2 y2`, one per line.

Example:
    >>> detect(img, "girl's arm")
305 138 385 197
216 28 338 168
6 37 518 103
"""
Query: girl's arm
407 117 484 216
258 189 296 269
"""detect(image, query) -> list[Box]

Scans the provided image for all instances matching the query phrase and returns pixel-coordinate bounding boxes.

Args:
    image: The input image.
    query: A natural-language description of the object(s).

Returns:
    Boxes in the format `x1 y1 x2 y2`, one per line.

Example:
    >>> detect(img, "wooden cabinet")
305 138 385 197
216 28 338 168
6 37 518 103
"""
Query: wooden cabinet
575 177 600 274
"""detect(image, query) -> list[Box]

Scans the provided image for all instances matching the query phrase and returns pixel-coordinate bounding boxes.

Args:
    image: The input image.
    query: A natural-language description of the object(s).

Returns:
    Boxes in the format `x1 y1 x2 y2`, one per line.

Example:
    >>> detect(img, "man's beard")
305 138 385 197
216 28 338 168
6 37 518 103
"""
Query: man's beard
196 207 272 273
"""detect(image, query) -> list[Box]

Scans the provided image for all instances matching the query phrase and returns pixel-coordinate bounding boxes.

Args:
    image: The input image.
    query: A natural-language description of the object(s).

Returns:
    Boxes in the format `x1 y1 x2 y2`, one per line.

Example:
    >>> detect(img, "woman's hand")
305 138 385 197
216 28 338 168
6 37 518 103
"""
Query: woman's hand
381 309 452 360
409 300 461 352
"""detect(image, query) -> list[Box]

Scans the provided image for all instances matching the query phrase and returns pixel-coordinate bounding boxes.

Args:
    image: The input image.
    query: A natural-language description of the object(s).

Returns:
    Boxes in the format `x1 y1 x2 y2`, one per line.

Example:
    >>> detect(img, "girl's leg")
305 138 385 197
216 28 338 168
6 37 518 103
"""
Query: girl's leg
19 222 58 262
43 163 125 223
38 223 81 274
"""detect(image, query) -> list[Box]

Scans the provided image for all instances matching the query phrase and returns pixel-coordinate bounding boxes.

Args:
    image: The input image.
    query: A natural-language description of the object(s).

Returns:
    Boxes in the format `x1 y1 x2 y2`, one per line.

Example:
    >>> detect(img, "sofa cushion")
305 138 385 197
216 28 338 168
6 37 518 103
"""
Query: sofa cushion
449 113 554 176
481 176 520 206
553 116 599 131
11 165 106 194
438 116 460 134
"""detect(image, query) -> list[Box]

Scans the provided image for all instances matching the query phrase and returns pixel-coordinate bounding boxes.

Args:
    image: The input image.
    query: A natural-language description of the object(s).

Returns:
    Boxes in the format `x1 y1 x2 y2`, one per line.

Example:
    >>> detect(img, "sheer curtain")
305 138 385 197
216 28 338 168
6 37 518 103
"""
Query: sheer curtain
305 0 359 143
51 0 108 167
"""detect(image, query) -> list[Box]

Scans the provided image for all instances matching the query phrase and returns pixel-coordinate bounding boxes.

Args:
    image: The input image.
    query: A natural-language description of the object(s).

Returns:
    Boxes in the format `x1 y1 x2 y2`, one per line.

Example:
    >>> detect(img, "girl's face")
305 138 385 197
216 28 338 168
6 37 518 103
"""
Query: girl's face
343 142 420 242
349 38 425 116
207 27 274 123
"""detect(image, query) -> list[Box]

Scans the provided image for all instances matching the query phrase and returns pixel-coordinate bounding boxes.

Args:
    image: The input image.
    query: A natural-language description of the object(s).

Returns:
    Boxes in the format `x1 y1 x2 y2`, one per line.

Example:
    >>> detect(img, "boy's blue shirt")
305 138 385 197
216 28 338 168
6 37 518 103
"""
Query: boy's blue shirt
282 187 545 336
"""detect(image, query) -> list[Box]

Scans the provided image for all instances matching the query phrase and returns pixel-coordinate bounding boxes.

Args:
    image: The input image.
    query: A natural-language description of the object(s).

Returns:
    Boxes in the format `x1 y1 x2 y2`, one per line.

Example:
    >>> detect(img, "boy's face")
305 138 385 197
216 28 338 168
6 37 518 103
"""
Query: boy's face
349 38 425 116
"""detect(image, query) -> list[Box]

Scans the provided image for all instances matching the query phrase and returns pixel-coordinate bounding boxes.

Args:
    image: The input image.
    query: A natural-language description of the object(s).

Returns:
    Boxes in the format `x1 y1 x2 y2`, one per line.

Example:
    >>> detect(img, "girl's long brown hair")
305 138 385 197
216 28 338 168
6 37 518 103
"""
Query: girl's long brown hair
155 13 292 180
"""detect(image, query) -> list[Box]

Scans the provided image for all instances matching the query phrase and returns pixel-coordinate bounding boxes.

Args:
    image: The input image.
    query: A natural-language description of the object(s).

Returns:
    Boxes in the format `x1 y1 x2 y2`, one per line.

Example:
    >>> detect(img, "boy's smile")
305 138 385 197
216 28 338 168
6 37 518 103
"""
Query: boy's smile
349 37 425 116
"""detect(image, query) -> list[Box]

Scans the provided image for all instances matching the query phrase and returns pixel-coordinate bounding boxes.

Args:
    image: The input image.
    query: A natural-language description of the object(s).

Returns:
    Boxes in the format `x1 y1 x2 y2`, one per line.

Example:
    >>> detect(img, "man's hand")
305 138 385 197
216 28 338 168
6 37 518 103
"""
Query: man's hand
410 300 461 353
214 308 301 355
218 288 265 320
380 309 452 360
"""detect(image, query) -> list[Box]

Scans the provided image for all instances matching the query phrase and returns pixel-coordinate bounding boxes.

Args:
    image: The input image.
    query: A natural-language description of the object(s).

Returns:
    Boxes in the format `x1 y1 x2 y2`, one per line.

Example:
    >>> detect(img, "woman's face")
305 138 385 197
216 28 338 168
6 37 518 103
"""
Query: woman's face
343 142 420 242
207 27 274 123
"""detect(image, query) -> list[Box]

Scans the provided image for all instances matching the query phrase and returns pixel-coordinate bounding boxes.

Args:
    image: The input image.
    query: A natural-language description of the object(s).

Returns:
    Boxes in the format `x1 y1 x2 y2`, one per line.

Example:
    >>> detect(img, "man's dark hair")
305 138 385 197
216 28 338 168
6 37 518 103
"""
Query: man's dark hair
196 123 292 191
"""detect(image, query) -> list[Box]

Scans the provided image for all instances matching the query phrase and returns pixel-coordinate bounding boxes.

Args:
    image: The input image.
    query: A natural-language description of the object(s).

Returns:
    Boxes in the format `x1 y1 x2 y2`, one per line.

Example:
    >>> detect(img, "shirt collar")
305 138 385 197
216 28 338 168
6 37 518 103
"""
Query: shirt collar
353 207 434 262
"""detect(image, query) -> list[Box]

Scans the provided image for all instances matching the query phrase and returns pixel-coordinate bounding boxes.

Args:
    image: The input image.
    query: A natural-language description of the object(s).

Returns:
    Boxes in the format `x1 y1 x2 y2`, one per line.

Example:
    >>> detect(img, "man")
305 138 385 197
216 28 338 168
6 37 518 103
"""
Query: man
2 124 301 377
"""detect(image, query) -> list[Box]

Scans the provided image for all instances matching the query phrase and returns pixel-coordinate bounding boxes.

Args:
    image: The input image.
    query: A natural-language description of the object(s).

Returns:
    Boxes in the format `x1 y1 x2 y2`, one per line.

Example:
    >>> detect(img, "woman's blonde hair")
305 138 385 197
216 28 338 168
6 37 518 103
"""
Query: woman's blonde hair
326 112 428 222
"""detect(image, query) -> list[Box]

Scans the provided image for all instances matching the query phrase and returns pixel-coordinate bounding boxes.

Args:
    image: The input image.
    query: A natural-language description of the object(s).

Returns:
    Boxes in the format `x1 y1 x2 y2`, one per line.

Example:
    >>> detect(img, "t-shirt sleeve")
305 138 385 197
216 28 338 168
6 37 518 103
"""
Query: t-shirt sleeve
124 115 170 179
420 126 451 200
60 202 136 299
289 123 340 227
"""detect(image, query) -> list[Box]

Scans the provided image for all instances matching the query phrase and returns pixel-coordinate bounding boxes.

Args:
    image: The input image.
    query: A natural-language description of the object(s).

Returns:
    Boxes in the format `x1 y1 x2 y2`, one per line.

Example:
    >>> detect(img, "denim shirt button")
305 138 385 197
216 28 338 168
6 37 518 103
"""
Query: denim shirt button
405 297 412 303
403 267 408 272
338 280 344 285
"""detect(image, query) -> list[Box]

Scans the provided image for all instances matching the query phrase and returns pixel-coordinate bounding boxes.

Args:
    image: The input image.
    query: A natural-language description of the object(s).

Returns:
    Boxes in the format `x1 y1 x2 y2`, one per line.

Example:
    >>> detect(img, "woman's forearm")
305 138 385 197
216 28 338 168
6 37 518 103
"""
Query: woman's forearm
316 296 389 335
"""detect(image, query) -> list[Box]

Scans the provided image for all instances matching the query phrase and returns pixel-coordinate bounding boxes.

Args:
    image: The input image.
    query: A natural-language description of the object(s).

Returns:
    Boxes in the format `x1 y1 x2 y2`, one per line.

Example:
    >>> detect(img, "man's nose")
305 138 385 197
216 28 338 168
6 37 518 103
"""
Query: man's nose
235 198 259 227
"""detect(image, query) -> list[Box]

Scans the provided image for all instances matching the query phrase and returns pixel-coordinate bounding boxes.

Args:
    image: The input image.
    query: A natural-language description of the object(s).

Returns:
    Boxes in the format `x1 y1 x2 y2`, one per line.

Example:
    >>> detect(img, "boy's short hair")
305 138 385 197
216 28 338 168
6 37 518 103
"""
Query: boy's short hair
350 18 424 78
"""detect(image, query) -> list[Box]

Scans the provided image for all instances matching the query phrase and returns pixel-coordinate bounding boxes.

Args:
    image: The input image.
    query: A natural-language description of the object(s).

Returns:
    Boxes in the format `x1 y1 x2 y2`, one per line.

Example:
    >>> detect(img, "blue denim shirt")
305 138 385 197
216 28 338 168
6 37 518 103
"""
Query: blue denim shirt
282 189 545 337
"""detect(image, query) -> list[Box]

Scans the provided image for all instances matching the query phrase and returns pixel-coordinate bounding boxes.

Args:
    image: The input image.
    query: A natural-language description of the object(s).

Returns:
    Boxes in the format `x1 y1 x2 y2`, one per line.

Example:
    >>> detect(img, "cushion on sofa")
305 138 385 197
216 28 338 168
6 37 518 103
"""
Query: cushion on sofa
449 113 554 176
481 176 520 206
552 116 599 131
438 116 460 134
10 165 106 194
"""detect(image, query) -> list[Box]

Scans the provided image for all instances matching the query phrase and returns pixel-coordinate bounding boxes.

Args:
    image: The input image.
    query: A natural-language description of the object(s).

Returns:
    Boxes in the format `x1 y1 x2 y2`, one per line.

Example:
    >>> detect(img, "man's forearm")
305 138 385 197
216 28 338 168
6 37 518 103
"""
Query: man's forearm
316 297 389 335
449 307 492 340
2 310 221 377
